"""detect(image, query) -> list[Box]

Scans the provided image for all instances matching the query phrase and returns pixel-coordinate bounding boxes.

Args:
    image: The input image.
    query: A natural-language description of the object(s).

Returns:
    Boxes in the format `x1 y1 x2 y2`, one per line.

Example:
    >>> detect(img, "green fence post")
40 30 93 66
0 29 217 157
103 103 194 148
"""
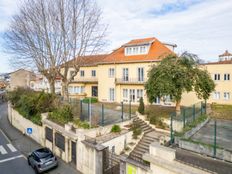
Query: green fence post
205 100 207 114
214 120 217 158
170 113 174 144
183 109 186 128
121 102 124 122
88 100 90 121
101 104 104 126
193 104 195 121
200 101 203 115
129 100 131 120
80 100 83 121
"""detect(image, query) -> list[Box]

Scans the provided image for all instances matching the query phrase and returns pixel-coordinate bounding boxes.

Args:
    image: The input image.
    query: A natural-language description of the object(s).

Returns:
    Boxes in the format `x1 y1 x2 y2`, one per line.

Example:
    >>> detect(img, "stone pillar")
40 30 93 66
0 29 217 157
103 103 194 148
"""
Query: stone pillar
95 149 103 174
65 137 69 163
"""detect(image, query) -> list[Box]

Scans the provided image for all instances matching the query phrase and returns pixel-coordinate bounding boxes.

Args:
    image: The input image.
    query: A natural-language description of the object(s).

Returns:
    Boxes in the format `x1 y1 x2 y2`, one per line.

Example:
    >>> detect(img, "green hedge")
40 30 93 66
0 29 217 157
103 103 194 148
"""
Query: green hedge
48 105 73 125
7 88 56 126
82 97 98 103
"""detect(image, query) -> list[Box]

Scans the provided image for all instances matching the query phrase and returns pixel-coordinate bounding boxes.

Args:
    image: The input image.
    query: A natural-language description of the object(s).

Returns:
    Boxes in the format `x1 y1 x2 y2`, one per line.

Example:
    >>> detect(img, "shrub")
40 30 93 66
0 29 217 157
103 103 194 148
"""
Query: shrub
111 125 121 133
130 121 142 139
48 105 73 125
7 88 56 125
138 97 145 114
82 97 98 103
73 119 90 129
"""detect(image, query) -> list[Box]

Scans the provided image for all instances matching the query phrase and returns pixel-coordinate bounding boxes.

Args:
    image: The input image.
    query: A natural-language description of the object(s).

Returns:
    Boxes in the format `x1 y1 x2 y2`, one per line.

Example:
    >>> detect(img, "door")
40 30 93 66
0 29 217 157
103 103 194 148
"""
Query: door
71 141 76 164
92 86 98 97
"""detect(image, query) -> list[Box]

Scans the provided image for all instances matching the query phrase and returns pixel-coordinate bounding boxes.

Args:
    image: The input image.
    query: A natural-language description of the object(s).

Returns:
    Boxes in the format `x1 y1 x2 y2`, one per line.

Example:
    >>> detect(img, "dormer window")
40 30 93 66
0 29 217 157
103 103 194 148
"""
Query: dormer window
125 45 149 56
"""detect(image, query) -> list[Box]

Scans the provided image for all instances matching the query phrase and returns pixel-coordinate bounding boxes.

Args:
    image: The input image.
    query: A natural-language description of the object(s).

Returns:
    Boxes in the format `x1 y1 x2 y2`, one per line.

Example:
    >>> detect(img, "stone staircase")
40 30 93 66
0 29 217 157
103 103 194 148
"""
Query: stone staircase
129 117 159 164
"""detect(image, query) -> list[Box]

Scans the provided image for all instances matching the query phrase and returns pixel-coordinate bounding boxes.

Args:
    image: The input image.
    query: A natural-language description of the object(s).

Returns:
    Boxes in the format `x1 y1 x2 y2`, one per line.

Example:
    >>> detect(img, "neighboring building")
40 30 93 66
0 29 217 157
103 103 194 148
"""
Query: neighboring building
30 75 62 94
203 50 232 104
8 69 36 90
67 37 177 105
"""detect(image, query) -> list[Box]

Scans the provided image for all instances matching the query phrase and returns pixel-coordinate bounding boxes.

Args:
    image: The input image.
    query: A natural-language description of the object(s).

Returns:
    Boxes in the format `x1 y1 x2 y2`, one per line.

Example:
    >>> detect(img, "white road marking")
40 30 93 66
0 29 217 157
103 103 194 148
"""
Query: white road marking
7 144 17 152
0 145 7 155
0 155 24 164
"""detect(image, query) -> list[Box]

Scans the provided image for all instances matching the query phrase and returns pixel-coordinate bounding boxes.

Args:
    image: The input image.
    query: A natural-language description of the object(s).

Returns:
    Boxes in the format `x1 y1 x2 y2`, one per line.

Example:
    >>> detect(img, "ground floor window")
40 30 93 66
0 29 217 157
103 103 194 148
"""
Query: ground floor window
154 97 160 104
68 86 85 94
213 92 220 100
122 88 144 103
109 88 115 101
92 86 98 97
123 89 128 102
224 92 230 100
129 89 136 102
136 89 144 102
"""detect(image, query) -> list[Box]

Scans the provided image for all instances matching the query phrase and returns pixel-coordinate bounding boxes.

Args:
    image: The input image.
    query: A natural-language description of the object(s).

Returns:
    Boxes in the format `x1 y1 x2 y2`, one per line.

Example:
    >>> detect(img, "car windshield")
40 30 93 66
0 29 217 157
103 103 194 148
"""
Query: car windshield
35 148 53 159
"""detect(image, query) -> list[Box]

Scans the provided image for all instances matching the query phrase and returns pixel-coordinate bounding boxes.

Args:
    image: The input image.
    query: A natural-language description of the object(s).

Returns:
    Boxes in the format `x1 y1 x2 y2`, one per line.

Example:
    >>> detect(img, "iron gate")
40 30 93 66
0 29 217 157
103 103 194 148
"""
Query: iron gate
71 141 76 164
103 148 120 174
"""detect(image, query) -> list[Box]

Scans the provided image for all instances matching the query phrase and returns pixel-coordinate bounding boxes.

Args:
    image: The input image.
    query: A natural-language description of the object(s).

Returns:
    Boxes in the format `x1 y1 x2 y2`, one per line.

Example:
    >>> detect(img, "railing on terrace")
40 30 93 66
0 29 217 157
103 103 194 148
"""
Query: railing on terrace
115 78 147 85
71 78 98 83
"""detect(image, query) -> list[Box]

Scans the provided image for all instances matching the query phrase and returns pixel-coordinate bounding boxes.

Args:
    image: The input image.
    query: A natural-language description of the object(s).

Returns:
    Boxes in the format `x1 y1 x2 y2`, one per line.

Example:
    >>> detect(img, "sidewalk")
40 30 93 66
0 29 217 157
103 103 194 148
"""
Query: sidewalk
0 102 81 174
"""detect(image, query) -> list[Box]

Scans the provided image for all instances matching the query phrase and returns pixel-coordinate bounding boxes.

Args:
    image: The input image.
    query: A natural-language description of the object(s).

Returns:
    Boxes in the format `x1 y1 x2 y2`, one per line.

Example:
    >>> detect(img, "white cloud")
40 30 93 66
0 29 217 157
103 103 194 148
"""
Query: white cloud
0 0 232 72
97 0 232 62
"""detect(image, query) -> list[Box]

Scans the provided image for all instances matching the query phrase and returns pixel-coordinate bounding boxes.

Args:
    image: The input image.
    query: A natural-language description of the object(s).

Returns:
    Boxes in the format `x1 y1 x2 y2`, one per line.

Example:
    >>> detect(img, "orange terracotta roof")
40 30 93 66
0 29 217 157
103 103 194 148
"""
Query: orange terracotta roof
219 50 232 57
65 54 108 67
101 37 174 64
204 60 232 65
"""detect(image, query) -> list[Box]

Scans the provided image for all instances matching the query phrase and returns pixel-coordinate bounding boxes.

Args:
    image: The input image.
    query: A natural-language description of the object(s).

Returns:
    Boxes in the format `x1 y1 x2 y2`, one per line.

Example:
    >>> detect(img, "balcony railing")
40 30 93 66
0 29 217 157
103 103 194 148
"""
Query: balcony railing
72 77 98 83
115 78 147 85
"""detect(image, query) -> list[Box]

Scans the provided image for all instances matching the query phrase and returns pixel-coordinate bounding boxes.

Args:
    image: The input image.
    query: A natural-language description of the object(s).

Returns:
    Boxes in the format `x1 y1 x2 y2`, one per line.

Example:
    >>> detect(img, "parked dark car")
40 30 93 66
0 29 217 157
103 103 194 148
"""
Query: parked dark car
27 148 58 174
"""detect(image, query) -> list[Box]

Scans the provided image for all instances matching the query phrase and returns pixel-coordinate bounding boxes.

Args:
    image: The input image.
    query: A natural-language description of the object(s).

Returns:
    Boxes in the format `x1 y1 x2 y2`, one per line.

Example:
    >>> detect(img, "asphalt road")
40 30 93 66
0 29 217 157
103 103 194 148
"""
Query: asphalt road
0 129 34 174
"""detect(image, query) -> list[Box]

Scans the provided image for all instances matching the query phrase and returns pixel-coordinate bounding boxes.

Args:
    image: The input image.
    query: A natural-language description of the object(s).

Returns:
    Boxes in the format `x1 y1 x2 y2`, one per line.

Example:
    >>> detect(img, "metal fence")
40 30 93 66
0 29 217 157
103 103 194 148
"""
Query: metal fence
170 101 206 143
64 98 135 127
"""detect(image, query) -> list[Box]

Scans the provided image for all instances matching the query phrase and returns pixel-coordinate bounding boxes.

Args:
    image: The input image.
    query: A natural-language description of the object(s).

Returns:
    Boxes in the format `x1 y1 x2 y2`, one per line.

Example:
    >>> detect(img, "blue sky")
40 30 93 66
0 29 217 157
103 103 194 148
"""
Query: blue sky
0 0 232 73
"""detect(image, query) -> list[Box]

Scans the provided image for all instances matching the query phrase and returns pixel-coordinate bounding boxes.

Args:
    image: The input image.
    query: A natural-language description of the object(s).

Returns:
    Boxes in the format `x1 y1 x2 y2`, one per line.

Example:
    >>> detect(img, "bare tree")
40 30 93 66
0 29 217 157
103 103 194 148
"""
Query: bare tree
4 0 107 96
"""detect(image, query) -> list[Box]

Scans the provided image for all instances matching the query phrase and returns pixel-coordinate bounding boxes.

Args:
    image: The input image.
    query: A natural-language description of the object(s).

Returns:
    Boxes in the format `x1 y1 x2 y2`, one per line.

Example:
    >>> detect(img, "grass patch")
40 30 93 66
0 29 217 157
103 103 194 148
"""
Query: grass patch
211 104 232 120
73 119 90 129
175 114 208 137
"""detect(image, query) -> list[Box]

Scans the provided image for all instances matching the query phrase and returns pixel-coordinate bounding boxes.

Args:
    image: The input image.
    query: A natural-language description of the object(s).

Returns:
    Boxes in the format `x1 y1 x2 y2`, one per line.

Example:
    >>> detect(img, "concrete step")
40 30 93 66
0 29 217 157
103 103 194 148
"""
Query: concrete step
133 146 149 154
142 136 157 142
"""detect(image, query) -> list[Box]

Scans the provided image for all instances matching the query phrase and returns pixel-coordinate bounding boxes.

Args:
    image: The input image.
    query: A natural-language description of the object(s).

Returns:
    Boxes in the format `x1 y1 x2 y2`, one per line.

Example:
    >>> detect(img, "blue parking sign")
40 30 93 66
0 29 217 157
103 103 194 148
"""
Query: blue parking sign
27 128 32 135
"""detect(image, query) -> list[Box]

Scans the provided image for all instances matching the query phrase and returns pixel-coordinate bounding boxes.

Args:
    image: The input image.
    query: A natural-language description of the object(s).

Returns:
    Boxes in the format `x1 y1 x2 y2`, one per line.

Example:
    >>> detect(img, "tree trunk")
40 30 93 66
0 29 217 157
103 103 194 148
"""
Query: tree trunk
48 80 55 94
62 80 69 101
175 100 181 112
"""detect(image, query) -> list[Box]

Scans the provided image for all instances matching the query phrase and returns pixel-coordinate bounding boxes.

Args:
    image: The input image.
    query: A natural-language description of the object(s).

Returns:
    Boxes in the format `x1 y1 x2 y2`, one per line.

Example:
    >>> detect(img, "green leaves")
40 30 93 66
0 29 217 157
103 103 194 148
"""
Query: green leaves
145 54 215 109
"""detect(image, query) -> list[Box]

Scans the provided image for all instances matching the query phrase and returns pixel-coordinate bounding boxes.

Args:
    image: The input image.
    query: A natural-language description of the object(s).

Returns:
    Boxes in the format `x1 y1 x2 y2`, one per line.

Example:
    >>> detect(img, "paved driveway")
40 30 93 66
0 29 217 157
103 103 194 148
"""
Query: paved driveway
191 119 232 151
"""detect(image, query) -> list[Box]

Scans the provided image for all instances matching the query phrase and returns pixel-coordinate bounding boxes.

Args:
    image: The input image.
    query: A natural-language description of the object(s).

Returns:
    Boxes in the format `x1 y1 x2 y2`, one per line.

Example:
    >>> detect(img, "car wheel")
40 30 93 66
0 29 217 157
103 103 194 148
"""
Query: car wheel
27 159 31 166
34 166 39 174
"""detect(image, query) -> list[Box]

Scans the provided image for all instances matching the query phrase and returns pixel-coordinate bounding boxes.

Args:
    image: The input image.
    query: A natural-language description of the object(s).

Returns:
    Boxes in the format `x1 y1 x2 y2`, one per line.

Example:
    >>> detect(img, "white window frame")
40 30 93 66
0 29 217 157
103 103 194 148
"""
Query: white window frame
123 89 128 102
213 92 220 100
80 70 85 77
108 68 115 78
224 92 230 100
137 67 144 82
122 68 129 81
224 73 230 81
136 89 144 102
91 70 96 77
109 88 115 102
129 89 135 103
214 74 220 81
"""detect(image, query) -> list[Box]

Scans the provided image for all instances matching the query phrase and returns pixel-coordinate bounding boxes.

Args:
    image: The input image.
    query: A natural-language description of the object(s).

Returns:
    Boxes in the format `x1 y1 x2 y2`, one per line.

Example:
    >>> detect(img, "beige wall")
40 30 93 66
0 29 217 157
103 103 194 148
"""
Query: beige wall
8 104 44 145
66 62 205 107
204 64 232 104
10 69 34 90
